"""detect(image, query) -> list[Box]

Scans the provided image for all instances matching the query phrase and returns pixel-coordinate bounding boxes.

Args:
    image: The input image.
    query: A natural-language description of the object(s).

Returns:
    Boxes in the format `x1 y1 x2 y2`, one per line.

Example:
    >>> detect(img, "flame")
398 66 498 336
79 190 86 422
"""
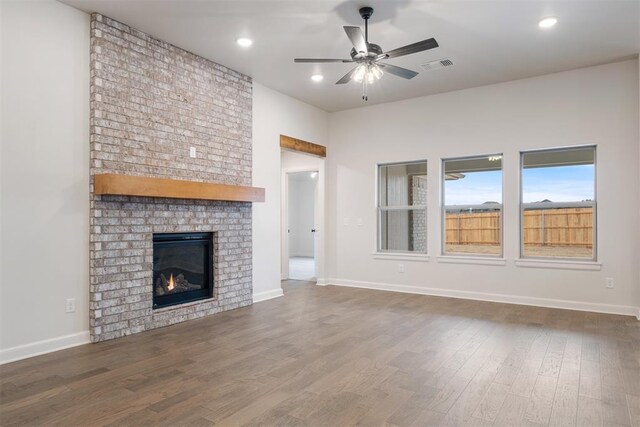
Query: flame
167 274 175 291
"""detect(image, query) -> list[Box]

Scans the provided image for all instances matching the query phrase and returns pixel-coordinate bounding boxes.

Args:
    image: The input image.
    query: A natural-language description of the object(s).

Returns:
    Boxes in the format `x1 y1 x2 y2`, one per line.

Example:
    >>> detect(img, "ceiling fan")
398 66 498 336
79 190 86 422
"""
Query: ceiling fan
294 6 439 101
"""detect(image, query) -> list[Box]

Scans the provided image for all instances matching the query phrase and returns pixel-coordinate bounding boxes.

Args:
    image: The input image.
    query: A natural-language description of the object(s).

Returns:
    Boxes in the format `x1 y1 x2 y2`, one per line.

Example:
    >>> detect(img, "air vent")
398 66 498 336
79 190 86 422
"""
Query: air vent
420 58 454 71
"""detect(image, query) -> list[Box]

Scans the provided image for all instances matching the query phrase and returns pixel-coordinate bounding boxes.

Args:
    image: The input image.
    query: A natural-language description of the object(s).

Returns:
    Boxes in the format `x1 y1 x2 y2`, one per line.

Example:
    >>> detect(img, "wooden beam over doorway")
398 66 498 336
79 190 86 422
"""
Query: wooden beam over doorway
280 135 326 158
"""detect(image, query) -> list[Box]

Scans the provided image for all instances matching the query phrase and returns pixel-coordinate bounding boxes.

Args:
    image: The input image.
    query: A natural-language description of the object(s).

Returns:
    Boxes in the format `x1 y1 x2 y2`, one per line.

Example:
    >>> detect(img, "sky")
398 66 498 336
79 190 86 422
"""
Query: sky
444 165 594 206
522 165 594 203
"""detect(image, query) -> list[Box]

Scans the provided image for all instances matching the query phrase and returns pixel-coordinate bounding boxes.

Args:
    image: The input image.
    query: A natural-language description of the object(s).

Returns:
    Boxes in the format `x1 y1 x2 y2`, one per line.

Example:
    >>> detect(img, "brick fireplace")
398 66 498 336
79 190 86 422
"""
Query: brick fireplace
89 14 254 342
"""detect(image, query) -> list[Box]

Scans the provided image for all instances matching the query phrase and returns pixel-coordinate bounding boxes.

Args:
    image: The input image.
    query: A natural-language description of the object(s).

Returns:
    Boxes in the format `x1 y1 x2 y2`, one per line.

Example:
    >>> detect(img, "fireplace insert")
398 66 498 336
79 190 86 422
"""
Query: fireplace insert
152 232 213 309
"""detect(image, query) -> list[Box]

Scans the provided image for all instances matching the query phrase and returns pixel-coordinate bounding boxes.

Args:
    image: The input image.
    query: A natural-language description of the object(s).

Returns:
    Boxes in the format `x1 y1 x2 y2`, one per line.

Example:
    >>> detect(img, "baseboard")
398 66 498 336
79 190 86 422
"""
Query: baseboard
316 278 329 286
253 288 284 303
0 331 90 365
326 278 640 318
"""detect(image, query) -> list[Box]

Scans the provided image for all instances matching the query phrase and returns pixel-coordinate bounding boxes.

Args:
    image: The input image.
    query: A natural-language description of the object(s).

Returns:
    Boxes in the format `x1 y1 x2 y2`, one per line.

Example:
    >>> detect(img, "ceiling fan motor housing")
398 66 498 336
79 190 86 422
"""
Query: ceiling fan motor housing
350 43 383 60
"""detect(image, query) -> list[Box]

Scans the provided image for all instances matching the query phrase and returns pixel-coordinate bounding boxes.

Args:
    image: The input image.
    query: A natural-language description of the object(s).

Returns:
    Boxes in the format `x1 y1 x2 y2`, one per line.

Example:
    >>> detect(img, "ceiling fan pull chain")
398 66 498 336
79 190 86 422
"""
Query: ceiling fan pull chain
362 78 368 101
364 64 372 101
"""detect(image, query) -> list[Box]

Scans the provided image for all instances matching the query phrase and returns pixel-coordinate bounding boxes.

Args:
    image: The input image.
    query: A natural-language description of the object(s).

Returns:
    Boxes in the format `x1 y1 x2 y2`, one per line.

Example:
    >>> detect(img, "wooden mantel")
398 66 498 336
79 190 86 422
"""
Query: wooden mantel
94 174 265 203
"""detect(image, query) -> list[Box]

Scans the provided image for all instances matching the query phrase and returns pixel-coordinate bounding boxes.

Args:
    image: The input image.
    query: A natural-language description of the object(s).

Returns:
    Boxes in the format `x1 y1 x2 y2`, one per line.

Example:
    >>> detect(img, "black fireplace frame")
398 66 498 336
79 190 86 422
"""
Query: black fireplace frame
152 232 214 309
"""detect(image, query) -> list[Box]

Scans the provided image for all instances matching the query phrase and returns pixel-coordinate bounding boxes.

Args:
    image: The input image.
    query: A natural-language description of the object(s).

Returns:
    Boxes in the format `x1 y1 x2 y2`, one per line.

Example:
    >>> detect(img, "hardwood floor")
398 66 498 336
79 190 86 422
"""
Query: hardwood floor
1 280 639 426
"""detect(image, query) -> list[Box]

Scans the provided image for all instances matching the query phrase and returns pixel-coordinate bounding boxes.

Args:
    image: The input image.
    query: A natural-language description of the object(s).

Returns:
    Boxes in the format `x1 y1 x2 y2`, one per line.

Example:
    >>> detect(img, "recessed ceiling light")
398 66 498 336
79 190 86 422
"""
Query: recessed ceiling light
311 74 324 82
236 37 253 47
538 17 558 29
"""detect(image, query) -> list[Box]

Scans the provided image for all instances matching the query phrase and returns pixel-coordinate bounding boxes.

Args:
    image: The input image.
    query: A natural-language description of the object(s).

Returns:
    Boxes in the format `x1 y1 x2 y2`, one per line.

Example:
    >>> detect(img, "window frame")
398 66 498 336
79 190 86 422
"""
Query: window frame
375 160 428 255
440 153 504 258
519 145 597 262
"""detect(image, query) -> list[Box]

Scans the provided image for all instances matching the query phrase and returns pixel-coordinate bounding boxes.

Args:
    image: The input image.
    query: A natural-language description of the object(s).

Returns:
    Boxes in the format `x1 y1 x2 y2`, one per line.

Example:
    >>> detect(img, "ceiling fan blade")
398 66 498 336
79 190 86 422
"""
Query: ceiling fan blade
343 26 368 54
378 63 418 79
294 58 353 63
385 38 438 59
336 67 359 84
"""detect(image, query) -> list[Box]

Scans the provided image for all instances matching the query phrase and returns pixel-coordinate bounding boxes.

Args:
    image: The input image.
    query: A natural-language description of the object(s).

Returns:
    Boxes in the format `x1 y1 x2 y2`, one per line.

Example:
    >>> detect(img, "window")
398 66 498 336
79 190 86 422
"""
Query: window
442 155 503 256
377 161 427 253
521 146 596 260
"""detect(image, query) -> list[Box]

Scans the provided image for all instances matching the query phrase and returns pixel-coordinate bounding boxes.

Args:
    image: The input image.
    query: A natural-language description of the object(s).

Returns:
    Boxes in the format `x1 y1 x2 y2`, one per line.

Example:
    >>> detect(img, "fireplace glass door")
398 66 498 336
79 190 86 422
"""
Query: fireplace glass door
152 232 213 309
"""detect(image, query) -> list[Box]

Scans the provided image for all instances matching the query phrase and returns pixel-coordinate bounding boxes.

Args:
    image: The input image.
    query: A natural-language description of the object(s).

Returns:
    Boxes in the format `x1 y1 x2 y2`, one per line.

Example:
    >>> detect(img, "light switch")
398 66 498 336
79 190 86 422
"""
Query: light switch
189 147 197 158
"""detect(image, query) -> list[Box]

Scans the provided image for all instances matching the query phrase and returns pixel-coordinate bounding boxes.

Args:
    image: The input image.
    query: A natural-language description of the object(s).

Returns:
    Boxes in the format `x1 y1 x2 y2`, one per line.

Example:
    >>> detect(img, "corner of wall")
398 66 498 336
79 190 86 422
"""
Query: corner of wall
252 81 329 295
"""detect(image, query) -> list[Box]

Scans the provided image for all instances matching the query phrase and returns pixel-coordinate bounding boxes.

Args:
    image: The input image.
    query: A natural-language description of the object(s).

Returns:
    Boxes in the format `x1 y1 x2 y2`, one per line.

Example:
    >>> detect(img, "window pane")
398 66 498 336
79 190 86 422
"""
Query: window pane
379 162 427 207
443 155 503 256
444 207 502 255
379 209 426 252
521 147 595 259
444 156 503 206
522 207 594 258
377 161 427 254
522 166 594 204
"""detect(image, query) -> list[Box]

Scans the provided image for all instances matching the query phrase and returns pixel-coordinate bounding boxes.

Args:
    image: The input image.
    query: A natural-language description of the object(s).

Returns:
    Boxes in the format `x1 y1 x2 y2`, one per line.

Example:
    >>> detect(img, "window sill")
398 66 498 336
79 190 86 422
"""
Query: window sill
515 258 601 271
437 255 506 266
372 252 429 262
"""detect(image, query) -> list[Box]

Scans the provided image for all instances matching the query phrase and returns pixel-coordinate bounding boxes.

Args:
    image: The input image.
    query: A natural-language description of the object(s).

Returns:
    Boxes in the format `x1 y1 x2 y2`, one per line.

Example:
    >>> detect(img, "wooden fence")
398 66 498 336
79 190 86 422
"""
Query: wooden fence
445 207 593 247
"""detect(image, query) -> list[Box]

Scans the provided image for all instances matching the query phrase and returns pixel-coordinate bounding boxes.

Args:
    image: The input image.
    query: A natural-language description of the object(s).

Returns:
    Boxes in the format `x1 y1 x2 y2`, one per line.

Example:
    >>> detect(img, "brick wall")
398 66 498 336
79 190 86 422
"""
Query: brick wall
410 175 427 252
89 14 253 342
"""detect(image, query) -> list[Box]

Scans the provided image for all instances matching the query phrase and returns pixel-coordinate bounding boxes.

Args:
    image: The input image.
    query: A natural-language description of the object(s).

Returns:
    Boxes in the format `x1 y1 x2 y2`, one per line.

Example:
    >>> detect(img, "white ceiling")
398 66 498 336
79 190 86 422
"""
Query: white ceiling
60 0 639 112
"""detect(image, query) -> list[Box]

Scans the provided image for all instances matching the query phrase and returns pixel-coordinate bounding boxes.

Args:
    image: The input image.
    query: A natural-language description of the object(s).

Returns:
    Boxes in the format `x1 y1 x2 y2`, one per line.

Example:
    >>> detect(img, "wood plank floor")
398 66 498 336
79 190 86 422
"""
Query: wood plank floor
1 280 639 426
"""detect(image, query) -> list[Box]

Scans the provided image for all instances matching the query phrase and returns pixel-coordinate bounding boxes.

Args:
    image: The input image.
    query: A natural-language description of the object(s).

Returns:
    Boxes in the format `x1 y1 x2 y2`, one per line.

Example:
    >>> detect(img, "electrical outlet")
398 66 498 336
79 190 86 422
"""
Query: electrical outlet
189 147 196 158
398 264 405 273
65 298 76 313
605 278 614 289
357 218 363 227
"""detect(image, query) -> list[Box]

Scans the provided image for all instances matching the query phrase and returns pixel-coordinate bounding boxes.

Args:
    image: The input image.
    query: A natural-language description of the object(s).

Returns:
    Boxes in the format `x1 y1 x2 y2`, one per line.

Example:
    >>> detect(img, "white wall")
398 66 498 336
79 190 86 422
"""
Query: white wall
0 0 90 361
281 150 324 171
327 59 640 316
288 174 316 257
0 0 4 357
252 83 328 301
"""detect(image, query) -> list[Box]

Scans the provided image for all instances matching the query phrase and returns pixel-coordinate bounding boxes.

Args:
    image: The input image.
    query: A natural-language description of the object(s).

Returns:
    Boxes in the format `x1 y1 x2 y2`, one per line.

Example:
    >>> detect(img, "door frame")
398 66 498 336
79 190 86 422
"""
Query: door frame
281 165 324 281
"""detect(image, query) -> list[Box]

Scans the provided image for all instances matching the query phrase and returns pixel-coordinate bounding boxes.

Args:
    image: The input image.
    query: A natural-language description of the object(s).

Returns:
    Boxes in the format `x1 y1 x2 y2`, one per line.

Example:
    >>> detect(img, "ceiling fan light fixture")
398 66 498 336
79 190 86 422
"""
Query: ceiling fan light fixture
354 64 383 84
353 65 367 83
370 64 383 80
538 17 558 29
236 37 253 47
367 73 375 84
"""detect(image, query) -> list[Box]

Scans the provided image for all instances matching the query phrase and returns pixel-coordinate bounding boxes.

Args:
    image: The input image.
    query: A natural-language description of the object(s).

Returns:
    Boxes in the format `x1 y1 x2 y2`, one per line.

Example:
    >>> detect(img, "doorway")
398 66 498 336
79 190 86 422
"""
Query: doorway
286 171 318 280
281 148 324 282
